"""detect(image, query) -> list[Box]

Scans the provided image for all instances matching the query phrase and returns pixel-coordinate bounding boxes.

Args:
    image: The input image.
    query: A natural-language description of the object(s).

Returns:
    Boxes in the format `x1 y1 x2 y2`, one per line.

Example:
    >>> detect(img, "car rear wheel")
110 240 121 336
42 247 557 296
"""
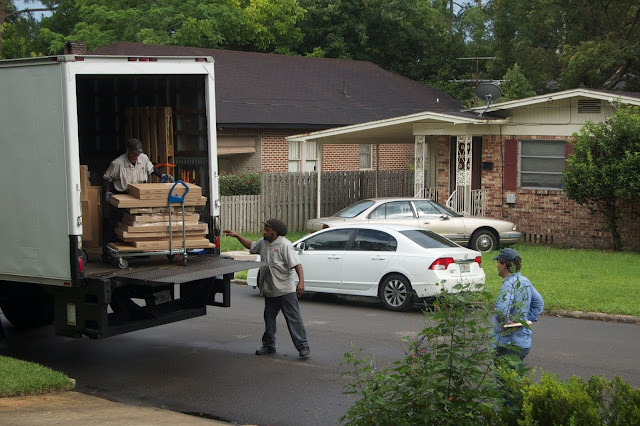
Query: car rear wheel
470 230 498 253
379 274 414 311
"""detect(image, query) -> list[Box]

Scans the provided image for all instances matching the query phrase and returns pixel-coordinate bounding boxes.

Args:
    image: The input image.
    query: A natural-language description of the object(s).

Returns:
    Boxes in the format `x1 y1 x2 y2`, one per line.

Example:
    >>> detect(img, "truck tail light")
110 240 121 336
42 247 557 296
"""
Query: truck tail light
78 256 84 272
474 256 482 268
429 257 454 270
215 236 220 248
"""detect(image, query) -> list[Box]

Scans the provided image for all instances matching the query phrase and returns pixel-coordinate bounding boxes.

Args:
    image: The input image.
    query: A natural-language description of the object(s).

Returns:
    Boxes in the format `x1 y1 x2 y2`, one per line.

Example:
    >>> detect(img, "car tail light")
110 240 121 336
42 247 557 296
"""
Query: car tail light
429 257 455 270
322 224 329 229
474 256 482 268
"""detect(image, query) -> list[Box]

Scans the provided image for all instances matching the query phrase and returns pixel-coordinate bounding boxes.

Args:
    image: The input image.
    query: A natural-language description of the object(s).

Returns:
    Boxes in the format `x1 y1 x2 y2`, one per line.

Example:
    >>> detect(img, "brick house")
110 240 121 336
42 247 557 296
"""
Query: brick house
90 42 460 174
291 90 640 250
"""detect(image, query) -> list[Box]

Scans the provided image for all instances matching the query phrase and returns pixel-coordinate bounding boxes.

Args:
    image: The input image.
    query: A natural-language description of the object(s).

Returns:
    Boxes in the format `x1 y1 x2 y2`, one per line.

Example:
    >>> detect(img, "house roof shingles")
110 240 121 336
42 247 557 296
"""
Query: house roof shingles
89 42 463 128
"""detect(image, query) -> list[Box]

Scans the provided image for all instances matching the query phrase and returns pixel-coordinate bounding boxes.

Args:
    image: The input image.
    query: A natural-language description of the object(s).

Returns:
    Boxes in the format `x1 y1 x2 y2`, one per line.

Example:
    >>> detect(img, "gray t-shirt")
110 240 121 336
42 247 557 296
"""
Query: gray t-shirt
250 236 301 297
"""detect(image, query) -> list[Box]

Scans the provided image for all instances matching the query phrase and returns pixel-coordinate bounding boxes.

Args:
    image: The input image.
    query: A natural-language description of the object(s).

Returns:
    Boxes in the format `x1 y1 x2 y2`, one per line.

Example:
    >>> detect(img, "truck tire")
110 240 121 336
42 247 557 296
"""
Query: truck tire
0 282 54 329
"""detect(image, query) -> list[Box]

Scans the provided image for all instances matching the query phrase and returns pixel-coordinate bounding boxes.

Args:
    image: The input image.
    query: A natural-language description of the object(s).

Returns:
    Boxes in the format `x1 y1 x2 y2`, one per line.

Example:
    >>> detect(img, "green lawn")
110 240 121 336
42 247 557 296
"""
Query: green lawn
223 234 640 317
0 356 74 397
482 244 640 317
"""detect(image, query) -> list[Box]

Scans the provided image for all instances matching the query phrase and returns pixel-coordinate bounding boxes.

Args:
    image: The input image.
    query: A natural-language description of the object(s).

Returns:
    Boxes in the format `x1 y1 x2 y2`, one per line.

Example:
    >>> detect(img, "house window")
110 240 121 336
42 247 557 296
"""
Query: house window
289 141 317 172
360 144 372 169
288 141 301 172
520 140 565 189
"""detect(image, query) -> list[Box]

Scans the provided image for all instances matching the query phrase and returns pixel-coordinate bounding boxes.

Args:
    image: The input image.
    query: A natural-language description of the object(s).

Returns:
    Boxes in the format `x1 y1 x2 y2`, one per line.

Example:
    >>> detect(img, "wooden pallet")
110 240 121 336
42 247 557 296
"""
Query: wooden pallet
125 107 174 178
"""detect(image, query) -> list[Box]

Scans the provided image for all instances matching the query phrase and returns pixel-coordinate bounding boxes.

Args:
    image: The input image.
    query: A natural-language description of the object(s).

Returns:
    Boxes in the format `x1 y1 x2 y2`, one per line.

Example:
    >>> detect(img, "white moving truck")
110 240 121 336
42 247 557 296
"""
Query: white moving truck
0 54 254 339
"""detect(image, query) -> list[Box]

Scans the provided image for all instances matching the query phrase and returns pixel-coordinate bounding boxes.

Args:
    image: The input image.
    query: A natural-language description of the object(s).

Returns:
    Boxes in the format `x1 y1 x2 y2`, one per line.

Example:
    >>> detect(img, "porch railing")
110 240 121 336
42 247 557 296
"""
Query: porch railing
446 188 488 216
414 186 438 200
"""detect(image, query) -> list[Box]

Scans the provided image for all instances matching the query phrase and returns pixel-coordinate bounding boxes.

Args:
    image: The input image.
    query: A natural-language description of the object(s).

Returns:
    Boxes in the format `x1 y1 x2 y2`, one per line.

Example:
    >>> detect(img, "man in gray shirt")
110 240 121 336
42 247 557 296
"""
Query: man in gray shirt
224 219 310 358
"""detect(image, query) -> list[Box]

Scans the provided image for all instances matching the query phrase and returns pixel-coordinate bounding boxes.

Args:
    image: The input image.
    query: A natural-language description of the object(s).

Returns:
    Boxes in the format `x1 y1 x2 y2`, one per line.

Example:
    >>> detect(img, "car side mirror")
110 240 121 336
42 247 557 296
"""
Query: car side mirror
440 215 450 221
295 242 306 252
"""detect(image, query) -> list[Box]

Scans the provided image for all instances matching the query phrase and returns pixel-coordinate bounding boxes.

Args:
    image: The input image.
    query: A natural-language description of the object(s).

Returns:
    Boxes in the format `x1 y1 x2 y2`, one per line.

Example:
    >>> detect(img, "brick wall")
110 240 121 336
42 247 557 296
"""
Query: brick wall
478 135 640 250
219 127 414 172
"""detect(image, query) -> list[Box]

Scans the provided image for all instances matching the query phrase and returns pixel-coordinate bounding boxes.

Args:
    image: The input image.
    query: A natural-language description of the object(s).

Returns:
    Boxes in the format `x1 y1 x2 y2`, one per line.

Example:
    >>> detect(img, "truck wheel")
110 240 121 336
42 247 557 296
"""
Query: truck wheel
0 283 54 329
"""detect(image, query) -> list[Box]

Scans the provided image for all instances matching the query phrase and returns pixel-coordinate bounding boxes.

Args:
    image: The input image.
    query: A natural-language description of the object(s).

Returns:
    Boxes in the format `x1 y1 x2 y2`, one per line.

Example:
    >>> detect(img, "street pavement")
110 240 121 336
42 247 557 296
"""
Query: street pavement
1 251 638 426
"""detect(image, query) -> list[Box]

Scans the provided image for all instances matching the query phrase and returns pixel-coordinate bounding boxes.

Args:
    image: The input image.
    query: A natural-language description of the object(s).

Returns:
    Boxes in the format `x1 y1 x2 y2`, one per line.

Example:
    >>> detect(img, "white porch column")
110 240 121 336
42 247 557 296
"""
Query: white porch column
316 141 322 218
455 135 472 215
414 135 426 197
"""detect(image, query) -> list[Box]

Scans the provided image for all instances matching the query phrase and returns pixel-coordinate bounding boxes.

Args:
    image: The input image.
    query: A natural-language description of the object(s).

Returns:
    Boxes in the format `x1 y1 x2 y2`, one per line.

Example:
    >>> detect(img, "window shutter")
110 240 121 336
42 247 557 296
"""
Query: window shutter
565 140 574 159
503 139 518 190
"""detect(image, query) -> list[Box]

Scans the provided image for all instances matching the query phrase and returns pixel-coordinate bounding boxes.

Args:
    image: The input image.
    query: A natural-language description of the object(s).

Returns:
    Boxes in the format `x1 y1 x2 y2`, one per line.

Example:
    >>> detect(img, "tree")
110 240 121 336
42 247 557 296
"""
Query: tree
0 0 58 58
563 104 640 250
487 0 640 94
500 63 535 101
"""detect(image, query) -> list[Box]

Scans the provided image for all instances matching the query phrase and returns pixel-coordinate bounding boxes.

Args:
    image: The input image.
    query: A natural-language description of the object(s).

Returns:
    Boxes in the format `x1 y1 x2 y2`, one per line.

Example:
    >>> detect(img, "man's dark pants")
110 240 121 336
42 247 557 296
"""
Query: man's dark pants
262 292 309 351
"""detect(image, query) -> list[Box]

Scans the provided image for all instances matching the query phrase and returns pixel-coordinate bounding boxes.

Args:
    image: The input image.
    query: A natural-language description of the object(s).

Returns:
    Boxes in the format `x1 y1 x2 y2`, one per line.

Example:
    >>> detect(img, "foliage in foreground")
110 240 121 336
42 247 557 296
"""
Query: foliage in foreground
0 355 75 397
340 285 640 425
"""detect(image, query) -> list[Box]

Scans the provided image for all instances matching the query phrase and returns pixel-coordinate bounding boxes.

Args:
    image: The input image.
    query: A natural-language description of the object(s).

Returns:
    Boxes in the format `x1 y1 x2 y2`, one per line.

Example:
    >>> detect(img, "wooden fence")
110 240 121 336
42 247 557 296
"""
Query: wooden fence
220 170 423 233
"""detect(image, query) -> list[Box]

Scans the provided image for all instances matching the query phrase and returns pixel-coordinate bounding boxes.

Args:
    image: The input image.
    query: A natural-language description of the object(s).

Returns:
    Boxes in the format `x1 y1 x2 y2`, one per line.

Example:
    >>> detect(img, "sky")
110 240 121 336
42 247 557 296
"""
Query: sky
13 0 53 20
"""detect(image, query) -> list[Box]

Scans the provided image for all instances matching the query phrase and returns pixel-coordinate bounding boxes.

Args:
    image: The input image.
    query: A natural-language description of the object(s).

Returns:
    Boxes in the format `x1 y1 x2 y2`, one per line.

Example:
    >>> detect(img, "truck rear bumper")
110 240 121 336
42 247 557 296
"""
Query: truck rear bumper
52 254 264 339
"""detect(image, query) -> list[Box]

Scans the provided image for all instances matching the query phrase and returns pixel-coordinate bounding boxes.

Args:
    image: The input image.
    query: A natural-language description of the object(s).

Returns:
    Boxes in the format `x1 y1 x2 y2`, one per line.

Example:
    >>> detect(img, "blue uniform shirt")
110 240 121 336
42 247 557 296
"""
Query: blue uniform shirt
492 272 544 349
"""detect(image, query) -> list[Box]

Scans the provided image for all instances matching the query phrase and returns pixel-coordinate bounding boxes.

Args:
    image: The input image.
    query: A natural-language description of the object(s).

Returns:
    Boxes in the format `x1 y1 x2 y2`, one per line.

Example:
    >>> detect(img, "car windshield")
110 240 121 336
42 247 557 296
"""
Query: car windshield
399 229 459 249
334 200 375 218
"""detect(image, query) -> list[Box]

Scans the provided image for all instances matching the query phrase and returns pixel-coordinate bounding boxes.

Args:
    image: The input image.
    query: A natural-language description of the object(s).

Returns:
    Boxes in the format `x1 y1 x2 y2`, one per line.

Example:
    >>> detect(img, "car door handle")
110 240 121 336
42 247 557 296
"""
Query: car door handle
421 221 430 225
327 256 341 260
371 257 386 261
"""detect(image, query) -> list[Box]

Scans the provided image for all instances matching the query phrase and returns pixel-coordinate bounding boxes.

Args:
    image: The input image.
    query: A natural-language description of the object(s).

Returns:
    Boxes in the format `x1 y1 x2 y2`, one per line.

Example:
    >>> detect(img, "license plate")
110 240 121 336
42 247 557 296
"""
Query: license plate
459 263 470 273
153 290 172 305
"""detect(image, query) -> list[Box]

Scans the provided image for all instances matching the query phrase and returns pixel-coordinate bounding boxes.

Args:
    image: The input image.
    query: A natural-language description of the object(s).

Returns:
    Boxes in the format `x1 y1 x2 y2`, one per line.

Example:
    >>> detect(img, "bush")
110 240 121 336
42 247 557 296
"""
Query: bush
219 172 260 196
340 283 640 425
341 283 498 425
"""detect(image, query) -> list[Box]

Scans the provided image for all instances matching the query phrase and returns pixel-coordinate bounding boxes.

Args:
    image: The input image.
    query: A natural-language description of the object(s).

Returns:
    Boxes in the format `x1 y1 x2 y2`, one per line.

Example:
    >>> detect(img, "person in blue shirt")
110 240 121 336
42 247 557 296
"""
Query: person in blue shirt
492 248 544 368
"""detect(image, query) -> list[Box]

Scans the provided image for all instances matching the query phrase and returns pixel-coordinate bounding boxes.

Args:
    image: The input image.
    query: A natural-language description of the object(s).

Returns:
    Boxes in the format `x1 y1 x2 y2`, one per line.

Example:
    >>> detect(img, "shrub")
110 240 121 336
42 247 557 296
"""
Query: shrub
340 283 640 426
219 172 260 196
341 283 498 425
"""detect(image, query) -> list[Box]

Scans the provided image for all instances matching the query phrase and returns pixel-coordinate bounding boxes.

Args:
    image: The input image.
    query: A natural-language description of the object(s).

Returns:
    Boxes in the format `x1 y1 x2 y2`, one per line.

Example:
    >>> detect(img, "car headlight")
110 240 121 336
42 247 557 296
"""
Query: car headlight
512 224 517 231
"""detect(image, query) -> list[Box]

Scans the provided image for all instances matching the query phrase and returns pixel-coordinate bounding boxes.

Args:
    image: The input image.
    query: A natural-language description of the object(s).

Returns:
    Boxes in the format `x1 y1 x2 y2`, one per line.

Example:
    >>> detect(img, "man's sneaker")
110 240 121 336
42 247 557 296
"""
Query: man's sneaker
298 348 310 358
255 347 276 355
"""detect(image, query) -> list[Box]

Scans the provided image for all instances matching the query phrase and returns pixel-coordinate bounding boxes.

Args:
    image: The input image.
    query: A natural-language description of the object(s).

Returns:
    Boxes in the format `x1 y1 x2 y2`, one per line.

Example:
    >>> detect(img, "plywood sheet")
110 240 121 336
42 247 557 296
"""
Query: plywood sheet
117 222 207 233
110 194 207 208
128 183 202 200
116 229 206 242
122 212 200 224
109 240 214 250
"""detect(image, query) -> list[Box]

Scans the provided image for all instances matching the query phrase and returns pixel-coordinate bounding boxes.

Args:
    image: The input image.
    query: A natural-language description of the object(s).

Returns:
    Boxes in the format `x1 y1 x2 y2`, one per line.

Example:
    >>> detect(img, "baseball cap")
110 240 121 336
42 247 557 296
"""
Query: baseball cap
492 247 520 261
264 218 288 236
127 138 143 154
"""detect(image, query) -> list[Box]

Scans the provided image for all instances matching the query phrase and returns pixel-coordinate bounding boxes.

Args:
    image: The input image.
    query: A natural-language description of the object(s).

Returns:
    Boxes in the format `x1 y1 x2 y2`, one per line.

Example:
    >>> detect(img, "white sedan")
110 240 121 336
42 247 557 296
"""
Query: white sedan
306 198 521 253
247 224 485 311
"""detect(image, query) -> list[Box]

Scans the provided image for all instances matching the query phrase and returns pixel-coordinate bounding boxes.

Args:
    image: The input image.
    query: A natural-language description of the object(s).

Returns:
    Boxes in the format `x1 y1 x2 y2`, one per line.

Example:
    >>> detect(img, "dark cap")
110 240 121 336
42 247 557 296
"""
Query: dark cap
493 248 520 261
127 138 143 154
264 218 287 236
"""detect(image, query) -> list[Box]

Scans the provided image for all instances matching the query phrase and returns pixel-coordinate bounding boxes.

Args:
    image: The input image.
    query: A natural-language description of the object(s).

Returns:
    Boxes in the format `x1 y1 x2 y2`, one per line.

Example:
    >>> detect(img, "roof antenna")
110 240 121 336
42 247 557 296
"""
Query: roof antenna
473 83 502 117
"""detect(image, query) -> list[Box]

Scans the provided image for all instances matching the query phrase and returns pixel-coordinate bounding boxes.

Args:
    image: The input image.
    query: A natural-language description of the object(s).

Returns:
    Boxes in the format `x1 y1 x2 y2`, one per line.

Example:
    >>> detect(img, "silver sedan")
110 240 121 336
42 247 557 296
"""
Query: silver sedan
306 197 521 252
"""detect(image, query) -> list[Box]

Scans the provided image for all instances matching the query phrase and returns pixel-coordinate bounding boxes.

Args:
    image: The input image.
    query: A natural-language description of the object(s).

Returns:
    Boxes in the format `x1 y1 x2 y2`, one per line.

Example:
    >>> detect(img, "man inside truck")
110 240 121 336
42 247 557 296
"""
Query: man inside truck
101 138 174 263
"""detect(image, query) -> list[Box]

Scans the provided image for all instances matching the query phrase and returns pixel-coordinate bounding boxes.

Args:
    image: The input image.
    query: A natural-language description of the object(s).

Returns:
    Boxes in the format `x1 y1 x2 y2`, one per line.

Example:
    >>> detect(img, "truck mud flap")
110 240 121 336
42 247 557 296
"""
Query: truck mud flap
52 256 264 339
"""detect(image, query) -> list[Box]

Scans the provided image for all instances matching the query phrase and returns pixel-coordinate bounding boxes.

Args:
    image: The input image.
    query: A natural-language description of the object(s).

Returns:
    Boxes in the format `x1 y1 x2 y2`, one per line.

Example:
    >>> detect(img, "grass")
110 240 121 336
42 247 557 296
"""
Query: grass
481 243 640 317
0 355 75 397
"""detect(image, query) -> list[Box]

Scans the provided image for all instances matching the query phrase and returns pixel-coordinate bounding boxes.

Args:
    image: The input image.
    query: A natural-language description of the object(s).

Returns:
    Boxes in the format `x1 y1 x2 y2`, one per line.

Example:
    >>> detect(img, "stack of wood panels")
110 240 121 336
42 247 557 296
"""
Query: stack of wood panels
108 183 213 251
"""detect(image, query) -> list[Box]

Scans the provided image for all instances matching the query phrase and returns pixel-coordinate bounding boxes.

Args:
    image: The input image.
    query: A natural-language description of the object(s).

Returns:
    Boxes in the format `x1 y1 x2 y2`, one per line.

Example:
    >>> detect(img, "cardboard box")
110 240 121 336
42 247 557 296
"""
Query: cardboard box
80 165 89 202
82 186 102 248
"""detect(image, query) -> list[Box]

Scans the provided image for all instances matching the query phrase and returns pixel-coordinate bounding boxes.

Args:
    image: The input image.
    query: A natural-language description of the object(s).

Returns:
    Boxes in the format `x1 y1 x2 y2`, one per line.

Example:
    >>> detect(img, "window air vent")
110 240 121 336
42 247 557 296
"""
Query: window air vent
578 99 601 114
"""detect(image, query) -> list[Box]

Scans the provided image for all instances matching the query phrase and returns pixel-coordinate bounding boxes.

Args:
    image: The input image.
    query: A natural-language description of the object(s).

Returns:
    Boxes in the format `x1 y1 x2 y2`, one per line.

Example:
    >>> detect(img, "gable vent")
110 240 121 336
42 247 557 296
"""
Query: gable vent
578 99 602 114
